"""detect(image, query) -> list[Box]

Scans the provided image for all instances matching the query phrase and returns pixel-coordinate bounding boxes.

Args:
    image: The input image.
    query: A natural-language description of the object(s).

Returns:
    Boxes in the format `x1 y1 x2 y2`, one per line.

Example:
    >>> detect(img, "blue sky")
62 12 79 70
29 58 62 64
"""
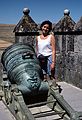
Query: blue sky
0 0 82 24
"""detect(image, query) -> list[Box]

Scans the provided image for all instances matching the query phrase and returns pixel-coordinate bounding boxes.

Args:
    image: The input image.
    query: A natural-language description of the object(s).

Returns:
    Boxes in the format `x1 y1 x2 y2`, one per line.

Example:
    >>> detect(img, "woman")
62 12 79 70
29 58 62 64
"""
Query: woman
36 20 56 80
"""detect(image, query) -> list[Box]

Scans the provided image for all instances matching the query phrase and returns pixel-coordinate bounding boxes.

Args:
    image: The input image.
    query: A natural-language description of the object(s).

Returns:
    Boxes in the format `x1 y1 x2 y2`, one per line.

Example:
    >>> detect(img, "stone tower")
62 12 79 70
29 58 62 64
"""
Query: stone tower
13 8 38 45
53 9 76 81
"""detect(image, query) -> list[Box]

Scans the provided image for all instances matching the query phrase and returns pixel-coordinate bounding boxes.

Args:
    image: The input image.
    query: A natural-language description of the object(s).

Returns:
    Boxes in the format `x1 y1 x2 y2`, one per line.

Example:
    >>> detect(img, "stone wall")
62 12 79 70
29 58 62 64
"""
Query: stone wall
54 20 82 89
63 19 82 88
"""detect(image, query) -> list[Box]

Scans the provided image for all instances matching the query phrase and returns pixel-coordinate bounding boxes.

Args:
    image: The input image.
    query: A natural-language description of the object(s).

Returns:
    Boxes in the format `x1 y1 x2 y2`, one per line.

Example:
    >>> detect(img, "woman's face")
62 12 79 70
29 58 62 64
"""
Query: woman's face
41 24 50 35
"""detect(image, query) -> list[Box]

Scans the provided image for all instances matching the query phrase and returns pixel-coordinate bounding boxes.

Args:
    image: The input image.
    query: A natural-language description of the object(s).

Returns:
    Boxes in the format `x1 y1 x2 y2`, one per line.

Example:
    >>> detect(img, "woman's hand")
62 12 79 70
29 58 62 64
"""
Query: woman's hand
50 62 55 70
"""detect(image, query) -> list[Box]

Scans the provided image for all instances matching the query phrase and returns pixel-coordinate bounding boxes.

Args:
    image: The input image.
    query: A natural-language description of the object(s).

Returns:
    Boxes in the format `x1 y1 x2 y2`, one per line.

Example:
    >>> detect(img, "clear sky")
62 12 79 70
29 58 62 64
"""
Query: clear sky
0 0 82 24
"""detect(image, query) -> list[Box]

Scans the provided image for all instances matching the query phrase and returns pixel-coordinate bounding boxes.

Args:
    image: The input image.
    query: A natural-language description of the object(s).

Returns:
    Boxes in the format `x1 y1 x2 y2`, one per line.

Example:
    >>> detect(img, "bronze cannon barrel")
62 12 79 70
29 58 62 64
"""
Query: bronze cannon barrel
1 43 49 104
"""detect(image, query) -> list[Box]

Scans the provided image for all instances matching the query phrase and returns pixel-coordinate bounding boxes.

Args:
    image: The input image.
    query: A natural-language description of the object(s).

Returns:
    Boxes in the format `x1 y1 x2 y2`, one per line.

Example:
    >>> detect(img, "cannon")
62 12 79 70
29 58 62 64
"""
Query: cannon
1 43 49 104
0 42 81 120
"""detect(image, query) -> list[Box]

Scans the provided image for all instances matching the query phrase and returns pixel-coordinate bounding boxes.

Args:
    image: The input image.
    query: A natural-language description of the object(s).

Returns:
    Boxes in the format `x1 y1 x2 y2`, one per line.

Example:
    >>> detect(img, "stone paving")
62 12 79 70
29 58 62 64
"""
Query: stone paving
0 101 16 120
57 81 82 112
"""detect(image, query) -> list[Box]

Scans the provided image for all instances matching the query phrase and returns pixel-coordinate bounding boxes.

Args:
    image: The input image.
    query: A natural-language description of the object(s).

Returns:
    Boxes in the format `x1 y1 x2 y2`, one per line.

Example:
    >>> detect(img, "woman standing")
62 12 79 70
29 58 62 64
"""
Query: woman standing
36 20 56 80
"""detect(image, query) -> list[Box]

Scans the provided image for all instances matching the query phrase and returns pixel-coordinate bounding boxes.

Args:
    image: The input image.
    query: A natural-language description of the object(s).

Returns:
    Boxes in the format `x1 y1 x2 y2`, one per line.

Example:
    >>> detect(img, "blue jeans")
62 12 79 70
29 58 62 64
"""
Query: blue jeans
38 55 55 77
47 55 52 75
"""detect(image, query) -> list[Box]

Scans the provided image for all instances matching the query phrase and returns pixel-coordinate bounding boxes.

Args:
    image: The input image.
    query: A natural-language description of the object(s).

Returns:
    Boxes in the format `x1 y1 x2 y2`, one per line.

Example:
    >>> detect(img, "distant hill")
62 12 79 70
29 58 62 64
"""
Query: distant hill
0 24 16 43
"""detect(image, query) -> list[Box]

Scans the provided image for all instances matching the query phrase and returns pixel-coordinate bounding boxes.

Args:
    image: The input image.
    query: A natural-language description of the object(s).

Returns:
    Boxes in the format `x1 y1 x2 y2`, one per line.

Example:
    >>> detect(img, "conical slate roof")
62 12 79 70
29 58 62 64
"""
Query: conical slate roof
13 8 38 32
53 9 76 32
74 16 82 31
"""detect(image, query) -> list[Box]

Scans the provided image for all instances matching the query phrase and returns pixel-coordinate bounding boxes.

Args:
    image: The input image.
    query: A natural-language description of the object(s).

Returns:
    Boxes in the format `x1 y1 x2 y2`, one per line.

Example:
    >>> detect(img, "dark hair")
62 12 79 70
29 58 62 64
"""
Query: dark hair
40 20 52 31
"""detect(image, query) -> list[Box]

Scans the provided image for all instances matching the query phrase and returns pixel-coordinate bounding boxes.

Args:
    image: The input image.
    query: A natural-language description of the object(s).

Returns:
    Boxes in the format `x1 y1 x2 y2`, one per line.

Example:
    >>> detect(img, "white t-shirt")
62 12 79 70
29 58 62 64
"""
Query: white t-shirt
37 35 52 56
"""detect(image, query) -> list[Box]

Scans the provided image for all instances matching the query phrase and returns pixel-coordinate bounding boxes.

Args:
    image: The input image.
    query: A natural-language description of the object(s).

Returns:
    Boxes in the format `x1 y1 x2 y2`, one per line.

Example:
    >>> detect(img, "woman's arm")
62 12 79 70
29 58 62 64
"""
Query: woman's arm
50 34 56 69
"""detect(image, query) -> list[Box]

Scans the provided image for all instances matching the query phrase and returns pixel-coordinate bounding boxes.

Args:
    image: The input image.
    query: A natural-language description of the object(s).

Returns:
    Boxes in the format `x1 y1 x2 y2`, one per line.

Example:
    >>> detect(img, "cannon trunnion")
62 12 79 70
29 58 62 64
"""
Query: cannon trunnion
1 43 49 104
